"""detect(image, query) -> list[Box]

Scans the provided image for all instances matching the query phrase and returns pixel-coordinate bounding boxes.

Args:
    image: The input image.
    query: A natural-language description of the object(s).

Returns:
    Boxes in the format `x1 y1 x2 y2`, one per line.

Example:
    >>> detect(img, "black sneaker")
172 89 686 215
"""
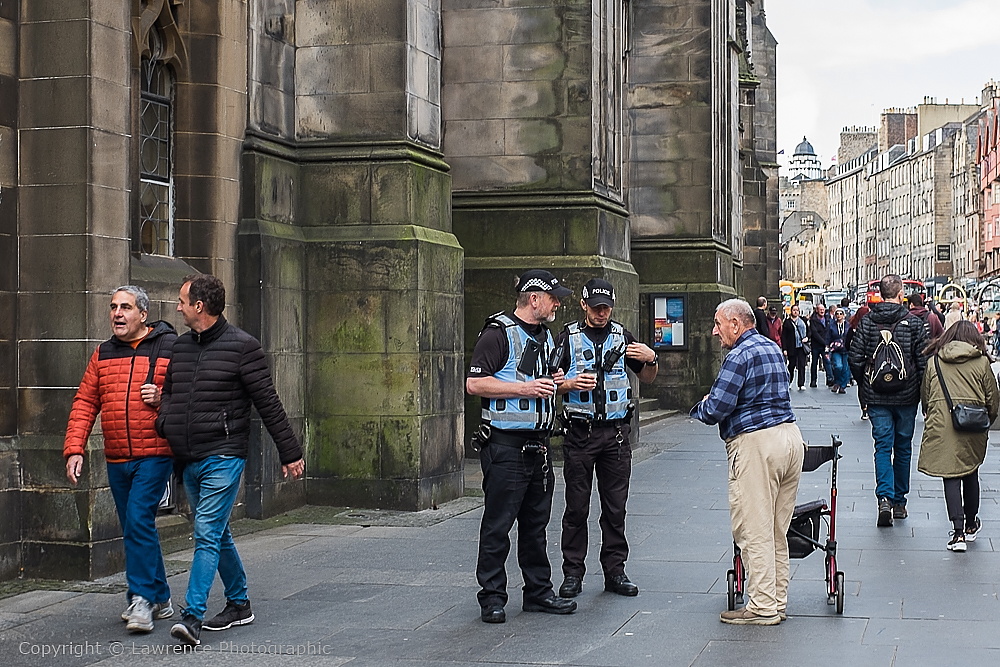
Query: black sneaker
170 614 202 646
877 498 893 527
892 504 907 520
203 600 254 631
947 530 967 552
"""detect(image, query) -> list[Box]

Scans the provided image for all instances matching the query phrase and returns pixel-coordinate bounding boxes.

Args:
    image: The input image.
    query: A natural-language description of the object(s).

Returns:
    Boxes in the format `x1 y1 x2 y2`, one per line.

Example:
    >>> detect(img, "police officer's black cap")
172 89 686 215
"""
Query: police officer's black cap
516 269 572 298
581 278 615 307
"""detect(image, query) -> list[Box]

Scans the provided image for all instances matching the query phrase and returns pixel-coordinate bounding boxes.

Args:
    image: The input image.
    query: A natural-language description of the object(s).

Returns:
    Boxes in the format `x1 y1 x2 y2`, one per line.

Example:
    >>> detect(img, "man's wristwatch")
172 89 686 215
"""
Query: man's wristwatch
645 358 658 366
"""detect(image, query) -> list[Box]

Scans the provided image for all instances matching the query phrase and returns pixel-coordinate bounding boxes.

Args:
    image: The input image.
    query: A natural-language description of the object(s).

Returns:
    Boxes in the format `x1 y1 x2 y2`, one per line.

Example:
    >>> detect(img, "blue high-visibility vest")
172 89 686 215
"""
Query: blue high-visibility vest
563 321 632 420
480 313 556 431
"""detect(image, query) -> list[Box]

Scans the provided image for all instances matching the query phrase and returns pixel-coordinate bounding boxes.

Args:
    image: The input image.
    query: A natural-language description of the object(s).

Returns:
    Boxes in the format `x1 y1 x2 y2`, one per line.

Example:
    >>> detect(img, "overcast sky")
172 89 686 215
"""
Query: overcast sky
764 0 1000 167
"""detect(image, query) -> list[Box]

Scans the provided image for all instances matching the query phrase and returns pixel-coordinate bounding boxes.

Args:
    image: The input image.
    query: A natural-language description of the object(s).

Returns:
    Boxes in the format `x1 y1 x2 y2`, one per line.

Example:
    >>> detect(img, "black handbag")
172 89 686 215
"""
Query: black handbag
935 356 992 433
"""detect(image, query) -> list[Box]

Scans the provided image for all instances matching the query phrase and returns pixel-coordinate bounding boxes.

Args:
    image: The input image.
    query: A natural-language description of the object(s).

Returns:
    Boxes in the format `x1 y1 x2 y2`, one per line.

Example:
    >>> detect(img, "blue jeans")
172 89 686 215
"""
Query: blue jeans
107 457 173 605
181 455 248 620
868 404 918 505
830 351 851 389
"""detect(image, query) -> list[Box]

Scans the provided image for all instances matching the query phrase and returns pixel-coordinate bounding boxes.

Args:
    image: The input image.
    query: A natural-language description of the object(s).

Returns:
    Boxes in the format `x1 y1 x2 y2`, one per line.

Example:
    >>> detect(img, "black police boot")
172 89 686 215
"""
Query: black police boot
522 595 577 614
559 575 583 598
481 605 506 624
604 573 639 597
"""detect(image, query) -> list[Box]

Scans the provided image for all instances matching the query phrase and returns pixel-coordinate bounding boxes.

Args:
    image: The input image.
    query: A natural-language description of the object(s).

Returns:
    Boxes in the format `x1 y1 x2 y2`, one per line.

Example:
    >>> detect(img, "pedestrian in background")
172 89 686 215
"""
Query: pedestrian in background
906 293 943 340
64 286 176 634
158 275 305 646
780 304 808 390
692 299 803 625
808 303 832 388
848 275 928 527
944 301 964 330
754 296 769 337
847 305 870 418
917 321 999 552
765 306 782 344
826 307 850 394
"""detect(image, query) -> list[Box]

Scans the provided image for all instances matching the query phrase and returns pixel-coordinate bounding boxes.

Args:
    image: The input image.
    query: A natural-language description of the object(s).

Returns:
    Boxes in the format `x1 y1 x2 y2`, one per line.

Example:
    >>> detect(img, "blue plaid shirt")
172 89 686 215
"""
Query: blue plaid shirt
690 329 795 440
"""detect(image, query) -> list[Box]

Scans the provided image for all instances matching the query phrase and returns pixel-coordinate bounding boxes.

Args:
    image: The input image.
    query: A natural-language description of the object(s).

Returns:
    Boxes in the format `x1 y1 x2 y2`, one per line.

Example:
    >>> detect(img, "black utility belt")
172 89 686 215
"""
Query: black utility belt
488 429 550 449
567 417 629 428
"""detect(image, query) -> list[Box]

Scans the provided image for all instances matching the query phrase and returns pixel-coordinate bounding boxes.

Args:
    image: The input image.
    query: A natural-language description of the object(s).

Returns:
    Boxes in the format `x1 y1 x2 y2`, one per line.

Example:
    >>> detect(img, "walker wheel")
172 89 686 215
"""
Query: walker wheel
726 570 737 611
835 571 845 614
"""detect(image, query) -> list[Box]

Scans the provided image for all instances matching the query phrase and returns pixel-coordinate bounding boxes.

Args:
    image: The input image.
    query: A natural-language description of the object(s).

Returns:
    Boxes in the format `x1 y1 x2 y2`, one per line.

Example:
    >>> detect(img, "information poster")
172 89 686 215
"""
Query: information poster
651 294 687 350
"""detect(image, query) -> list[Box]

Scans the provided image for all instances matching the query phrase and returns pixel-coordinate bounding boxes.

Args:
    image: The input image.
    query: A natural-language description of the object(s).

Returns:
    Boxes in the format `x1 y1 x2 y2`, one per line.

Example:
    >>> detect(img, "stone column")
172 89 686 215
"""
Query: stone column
0 0 18 580
241 0 465 511
16 2 134 579
442 0 638 446
751 1 781 302
629 0 744 411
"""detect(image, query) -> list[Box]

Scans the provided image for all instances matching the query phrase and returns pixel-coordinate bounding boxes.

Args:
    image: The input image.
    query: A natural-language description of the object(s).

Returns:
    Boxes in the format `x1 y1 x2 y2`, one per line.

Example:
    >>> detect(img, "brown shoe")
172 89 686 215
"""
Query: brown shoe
778 609 787 621
720 607 781 625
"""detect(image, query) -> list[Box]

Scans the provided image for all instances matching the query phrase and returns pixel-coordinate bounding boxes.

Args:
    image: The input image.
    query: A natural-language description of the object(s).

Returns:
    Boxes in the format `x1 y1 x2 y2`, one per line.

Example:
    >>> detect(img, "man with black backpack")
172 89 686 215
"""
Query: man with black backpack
848 275 928 527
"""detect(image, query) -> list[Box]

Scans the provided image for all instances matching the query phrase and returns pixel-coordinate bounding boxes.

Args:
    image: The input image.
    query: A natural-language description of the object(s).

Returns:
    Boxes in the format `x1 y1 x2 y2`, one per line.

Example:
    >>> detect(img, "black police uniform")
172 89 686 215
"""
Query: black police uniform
556 321 646 583
468 312 558 611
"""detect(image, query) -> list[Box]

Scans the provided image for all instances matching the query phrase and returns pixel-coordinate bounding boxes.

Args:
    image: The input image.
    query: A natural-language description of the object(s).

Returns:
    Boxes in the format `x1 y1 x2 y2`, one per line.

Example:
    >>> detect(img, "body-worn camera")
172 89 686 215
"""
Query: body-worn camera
517 339 543 375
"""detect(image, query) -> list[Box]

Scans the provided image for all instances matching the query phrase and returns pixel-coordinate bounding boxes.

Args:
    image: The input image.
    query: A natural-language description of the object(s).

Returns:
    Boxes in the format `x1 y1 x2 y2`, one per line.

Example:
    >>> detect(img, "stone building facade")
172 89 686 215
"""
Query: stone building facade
0 0 777 580
824 105 979 292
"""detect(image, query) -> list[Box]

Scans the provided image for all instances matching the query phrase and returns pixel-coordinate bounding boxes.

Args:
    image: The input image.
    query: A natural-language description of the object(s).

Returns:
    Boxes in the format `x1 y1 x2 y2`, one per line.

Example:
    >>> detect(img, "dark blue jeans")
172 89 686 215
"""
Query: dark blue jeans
107 456 173 605
181 455 248 620
868 404 918 505
830 351 851 388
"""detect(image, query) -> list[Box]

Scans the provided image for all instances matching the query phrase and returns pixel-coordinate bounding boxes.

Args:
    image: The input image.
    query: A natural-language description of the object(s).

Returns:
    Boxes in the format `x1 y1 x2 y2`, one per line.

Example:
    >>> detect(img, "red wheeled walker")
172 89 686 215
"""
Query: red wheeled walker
726 434 845 614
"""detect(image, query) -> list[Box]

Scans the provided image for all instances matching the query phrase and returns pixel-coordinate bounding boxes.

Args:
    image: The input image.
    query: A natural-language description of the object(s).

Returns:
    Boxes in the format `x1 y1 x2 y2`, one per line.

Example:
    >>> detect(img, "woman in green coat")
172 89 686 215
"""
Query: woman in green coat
918 321 1000 552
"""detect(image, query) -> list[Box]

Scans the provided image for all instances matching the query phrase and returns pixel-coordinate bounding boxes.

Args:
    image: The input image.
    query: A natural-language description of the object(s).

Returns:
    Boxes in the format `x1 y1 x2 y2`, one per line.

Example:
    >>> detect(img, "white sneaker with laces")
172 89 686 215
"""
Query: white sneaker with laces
966 517 982 542
947 530 967 552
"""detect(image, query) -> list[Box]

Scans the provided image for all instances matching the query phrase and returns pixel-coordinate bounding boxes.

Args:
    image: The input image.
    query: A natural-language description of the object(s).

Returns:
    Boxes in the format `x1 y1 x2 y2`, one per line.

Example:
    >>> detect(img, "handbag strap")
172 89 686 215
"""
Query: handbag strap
934 355 956 412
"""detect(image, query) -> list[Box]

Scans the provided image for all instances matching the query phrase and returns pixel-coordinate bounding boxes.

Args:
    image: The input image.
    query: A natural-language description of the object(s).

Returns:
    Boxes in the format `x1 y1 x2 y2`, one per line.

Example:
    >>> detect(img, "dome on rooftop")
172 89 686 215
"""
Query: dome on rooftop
794 137 816 156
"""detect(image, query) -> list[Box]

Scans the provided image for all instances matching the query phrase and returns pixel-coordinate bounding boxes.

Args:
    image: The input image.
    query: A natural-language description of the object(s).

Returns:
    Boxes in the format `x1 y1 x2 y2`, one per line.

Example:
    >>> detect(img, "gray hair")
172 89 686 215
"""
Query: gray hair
716 298 755 327
113 285 150 312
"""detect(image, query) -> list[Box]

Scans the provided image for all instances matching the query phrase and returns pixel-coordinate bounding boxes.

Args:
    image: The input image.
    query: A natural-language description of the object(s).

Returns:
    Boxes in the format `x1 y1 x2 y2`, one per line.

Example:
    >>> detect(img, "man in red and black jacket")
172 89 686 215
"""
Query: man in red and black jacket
157 274 304 647
64 285 177 634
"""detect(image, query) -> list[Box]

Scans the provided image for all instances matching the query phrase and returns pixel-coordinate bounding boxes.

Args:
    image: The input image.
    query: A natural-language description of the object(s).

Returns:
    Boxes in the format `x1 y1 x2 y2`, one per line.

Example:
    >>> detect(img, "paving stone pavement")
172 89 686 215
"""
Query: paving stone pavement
5 380 1000 666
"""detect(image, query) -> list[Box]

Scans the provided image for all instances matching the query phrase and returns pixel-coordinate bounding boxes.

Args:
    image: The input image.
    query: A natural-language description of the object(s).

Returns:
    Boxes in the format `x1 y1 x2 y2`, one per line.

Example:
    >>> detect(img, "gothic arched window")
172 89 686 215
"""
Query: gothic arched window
139 50 174 256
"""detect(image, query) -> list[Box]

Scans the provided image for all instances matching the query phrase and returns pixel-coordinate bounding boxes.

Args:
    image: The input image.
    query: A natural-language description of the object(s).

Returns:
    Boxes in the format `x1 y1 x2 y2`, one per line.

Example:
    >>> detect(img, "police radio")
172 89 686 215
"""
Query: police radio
602 341 626 373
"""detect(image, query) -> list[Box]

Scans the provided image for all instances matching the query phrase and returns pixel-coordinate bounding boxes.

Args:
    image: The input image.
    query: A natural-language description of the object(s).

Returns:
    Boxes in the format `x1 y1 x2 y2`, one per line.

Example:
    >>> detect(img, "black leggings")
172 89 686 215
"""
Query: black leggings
943 472 980 532
786 348 807 388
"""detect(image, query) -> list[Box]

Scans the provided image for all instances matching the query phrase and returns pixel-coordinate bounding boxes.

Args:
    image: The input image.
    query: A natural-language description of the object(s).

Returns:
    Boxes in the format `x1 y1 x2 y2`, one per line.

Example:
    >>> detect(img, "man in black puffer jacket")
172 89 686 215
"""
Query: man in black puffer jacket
157 275 304 647
848 274 927 529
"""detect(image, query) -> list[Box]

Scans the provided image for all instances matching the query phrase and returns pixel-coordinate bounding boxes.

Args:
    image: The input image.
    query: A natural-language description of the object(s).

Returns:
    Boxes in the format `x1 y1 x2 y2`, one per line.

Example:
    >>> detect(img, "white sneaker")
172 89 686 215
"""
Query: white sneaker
126 596 154 633
966 517 982 542
947 531 967 552
122 597 173 621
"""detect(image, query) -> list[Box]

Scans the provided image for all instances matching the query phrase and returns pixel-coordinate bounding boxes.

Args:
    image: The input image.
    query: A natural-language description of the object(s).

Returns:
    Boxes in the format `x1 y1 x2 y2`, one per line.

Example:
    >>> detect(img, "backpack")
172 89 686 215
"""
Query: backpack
865 322 911 393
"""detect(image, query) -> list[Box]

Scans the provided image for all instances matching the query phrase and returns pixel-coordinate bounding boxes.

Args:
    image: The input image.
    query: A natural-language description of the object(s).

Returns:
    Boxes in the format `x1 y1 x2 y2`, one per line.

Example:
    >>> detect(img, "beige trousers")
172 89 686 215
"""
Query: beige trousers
726 421 804 615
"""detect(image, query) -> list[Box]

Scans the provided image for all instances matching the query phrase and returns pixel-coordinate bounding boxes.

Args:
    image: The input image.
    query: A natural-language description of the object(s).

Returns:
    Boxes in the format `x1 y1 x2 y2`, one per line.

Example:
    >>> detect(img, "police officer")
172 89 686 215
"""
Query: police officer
555 278 658 598
467 269 578 624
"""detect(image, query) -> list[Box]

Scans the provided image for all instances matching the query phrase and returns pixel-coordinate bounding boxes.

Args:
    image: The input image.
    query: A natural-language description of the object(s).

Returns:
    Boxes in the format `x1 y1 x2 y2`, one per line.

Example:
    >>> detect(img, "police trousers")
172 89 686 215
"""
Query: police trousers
561 421 632 578
476 434 556 608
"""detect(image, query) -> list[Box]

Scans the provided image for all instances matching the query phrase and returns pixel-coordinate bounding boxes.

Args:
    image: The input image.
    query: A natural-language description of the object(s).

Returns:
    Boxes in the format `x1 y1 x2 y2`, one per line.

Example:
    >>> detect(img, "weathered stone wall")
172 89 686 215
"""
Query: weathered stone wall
239 0 465 510
0 0 18 580
15 1 136 580
628 0 742 411
751 1 780 300
443 0 638 447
